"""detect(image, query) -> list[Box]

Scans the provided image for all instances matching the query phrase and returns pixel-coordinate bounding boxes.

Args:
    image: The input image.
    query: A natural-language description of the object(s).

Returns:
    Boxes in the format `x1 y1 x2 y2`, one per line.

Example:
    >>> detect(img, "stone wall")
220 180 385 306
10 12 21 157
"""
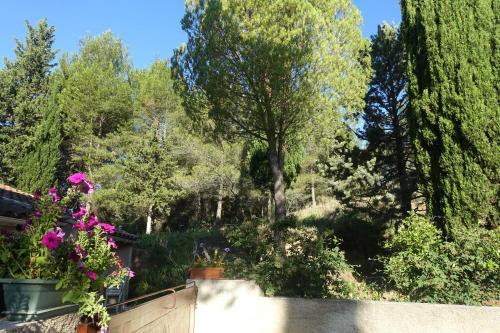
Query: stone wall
0 312 80 333
192 279 500 333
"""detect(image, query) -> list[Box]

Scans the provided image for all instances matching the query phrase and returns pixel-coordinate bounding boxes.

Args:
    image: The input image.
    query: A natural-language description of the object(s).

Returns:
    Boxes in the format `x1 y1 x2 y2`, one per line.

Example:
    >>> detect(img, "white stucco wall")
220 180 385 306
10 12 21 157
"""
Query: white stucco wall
191 279 500 333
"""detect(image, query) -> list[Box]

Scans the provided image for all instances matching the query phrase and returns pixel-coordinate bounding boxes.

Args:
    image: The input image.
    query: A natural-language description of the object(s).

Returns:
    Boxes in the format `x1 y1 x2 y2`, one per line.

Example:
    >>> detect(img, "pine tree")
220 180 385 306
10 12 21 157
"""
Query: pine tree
361 23 416 217
401 0 499 233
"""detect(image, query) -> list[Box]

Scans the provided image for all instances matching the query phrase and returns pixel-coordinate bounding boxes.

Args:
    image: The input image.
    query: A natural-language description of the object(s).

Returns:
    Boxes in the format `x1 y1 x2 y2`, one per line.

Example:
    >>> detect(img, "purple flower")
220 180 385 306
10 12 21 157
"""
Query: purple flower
98 223 115 234
67 172 87 184
48 187 60 203
224 247 231 253
33 189 41 201
86 271 97 280
41 232 62 250
34 209 41 217
87 213 99 229
67 172 95 194
54 227 65 239
72 206 87 220
127 268 135 278
68 251 79 262
107 238 117 249
77 260 85 270
75 244 88 258
73 219 87 231
199 242 205 247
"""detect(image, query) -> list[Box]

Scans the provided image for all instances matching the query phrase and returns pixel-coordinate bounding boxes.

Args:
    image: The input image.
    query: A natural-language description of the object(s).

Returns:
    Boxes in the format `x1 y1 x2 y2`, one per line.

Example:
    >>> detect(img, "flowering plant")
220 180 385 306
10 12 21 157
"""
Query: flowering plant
0 172 133 330
192 243 230 268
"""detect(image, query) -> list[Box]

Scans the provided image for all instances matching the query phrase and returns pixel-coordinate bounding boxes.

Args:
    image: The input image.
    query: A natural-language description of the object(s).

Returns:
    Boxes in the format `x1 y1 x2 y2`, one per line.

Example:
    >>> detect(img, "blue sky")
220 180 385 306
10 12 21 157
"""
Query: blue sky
0 0 401 69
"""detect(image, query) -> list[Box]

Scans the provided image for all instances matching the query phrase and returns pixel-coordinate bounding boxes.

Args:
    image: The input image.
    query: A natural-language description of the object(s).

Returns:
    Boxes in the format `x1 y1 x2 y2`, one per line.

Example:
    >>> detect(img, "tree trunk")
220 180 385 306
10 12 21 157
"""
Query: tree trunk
146 205 153 234
268 140 286 222
393 117 412 215
267 191 273 220
311 178 317 207
215 182 223 226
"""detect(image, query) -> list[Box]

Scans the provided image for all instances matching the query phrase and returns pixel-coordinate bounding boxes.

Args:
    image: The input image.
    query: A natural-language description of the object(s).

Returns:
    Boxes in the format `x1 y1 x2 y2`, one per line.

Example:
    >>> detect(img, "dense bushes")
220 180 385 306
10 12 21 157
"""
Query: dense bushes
383 214 500 305
129 229 219 297
223 219 354 298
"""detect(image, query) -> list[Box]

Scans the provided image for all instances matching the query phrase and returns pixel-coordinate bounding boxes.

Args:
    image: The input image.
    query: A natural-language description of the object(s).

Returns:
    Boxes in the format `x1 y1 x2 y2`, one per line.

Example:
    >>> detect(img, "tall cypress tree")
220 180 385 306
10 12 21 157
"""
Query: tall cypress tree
15 77 64 191
401 0 499 233
0 19 57 186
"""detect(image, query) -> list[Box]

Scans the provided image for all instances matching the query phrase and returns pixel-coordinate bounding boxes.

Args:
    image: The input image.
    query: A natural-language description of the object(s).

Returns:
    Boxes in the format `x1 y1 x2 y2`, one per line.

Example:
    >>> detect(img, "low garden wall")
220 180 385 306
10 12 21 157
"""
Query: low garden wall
191 279 500 333
0 312 80 333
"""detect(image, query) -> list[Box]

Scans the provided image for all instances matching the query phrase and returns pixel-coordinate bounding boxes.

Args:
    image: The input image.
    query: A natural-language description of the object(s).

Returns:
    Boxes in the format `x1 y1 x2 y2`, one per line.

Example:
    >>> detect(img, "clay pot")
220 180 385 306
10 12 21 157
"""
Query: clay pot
76 322 100 333
190 267 224 279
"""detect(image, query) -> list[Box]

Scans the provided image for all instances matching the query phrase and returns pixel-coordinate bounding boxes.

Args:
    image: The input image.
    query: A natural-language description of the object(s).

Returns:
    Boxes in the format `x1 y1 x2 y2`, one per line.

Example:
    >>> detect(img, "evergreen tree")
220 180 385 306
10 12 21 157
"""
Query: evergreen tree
401 0 499 232
58 31 133 176
361 23 416 217
15 76 64 191
0 19 56 185
174 0 370 223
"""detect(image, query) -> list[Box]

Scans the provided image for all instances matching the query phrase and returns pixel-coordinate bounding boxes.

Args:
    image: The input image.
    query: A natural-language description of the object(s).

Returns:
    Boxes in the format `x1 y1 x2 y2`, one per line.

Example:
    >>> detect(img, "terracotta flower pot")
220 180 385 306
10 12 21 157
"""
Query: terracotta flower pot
190 267 224 279
76 322 100 333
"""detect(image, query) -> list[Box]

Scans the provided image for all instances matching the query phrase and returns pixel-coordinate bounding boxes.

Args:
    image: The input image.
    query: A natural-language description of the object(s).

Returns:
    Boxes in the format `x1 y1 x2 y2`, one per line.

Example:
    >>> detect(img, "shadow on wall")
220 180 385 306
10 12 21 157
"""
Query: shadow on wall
191 279 362 333
193 279 500 333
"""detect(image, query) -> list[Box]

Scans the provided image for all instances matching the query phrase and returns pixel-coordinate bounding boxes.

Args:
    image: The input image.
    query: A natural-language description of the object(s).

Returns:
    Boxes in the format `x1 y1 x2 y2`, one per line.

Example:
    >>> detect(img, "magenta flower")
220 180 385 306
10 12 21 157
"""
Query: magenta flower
67 172 95 194
68 251 79 262
73 220 86 231
128 268 135 278
67 172 87 184
33 189 42 201
72 206 87 220
86 271 97 280
48 187 61 203
87 213 99 229
41 232 62 250
34 209 41 217
98 223 115 234
54 227 65 239
75 244 88 258
107 238 117 249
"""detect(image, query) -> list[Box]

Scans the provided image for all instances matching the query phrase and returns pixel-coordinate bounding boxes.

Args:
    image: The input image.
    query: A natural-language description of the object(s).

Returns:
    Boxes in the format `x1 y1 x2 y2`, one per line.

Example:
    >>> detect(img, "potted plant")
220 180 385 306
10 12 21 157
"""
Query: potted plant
0 186 70 321
190 243 230 279
0 173 133 333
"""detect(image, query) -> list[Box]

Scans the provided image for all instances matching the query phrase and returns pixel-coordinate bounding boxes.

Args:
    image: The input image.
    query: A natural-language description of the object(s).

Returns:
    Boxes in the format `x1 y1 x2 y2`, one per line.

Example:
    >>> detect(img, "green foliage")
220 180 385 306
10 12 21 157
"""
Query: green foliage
0 192 63 279
384 214 500 304
361 23 416 216
129 229 217 297
401 0 499 231
0 19 57 185
175 0 370 220
15 77 64 191
223 219 354 298
58 31 133 173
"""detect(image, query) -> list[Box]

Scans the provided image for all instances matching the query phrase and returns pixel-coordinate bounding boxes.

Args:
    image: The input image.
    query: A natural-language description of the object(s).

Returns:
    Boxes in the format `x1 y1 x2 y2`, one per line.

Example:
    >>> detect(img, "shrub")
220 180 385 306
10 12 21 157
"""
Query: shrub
223 219 354 298
129 229 218 297
383 213 500 305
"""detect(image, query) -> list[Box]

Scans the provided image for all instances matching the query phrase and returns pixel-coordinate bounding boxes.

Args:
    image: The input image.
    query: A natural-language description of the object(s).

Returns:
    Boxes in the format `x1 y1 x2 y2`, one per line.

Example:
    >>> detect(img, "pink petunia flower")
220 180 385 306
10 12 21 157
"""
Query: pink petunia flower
67 172 87 184
73 220 87 231
87 213 99 229
86 271 97 280
53 227 65 239
48 187 61 203
67 172 95 194
33 189 42 201
127 268 135 278
98 223 115 234
72 206 87 220
68 251 79 262
41 232 62 250
75 244 88 258
107 238 118 249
